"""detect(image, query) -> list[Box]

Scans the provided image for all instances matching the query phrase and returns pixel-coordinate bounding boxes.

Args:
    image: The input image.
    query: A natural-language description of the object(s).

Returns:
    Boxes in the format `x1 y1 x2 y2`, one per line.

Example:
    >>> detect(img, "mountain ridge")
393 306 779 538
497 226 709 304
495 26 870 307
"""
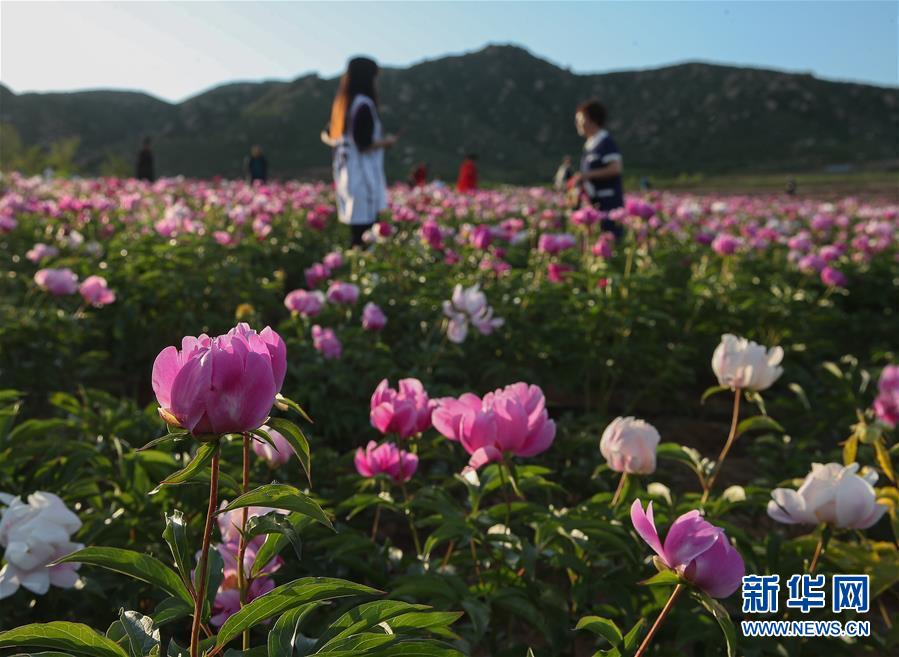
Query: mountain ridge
2 45 897 183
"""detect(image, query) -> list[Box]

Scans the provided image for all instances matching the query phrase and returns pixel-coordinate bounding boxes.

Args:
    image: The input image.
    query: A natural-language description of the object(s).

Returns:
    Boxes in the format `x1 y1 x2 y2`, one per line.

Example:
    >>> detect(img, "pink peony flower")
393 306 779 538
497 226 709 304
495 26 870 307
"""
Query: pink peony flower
571 206 601 227
26 243 59 263
151 323 286 435
34 268 78 295
79 276 116 307
821 266 847 288
362 302 387 331
470 224 493 250
631 499 744 598
207 533 282 626
213 231 237 246
252 425 292 466
432 382 555 471
326 281 359 305
592 234 614 259
311 325 341 360
873 365 899 428
323 251 344 270
547 262 573 283
538 233 577 255
370 378 433 438
284 289 324 317
354 440 419 484
600 417 660 474
304 263 330 288
711 233 740 256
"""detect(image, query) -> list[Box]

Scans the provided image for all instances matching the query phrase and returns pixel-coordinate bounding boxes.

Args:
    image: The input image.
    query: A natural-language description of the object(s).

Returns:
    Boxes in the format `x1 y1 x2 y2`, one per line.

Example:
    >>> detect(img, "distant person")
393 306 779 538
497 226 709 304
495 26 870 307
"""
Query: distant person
457 153 478 193
553 156 574 190
135 137 155 182
568 99 624 237
410 162 428 187
321 56 398 248
246 145 268 183
785 178 797 196
639 176 652 191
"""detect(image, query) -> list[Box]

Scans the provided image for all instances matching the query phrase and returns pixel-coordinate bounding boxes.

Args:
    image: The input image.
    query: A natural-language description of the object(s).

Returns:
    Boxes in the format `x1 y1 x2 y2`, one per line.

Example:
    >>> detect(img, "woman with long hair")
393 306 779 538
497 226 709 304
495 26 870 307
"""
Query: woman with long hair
321 57 398 247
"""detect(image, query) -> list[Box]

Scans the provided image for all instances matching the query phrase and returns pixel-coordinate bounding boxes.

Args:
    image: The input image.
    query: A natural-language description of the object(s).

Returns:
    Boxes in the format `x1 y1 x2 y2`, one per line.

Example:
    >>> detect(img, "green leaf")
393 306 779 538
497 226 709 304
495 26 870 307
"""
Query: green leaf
246 513 302 561
118 611 158 657
655 442 702 473
266 418 312 486
874 439 896 483
157 443 217 487
152 599 192 627
700 385 729 404
822 361 844 379
251 515 315 578
735 415 783 438
843 434 859 466
276 394 313 424
317 601 430 648
639 570 681 587
220 484 332 530
693 590 737 657
200 547 225 623
10 652 78 656
267 603 322 657
214 578 380 650
575 616 622 648
55 547 192 605
137 432 186 452
162 511 192 587
788 383 811 411
310 633 395 654
621 619 646 652
0 623 129 657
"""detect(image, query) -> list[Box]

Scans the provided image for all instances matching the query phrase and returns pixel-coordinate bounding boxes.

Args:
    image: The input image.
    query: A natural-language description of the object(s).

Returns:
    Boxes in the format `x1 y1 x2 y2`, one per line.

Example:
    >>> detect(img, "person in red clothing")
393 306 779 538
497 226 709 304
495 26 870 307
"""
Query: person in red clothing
409 162 428 187
457 153 478 193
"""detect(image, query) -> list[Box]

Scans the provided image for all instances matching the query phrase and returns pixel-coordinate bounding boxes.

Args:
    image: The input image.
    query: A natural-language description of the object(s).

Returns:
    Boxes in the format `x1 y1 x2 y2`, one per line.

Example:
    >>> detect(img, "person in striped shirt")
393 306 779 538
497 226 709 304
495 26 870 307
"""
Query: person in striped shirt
568 99 624 237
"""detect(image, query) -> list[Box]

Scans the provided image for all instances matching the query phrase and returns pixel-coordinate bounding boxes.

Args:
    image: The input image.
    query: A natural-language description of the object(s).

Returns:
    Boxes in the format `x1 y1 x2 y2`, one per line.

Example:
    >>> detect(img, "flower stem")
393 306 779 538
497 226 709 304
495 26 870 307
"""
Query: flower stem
441 539 456 569
469 538 483 585
634 584 684 657
497 462 513 527
611 472 629 507
190 446 220 657
371 503 382 541
808 530 826 575
702 389 741 503
237 434 251 650
401 484 422 557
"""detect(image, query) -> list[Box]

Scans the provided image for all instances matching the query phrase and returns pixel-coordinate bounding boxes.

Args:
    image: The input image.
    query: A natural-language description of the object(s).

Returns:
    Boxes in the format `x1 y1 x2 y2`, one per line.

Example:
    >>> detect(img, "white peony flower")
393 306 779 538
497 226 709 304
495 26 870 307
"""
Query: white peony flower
712 334 784 391
442 284 503 344
767 463 887 529
0 491 84 599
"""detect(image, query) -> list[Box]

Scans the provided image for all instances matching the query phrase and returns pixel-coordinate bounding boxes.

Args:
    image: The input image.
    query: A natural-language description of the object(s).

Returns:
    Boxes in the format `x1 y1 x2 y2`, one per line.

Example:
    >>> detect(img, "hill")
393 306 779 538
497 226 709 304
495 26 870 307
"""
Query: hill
1 45 897 183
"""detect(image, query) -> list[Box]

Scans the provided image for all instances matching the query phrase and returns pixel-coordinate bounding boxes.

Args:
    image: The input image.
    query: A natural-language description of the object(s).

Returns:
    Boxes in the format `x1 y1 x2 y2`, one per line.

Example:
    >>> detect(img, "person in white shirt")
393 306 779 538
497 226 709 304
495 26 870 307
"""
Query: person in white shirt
321 57 399 247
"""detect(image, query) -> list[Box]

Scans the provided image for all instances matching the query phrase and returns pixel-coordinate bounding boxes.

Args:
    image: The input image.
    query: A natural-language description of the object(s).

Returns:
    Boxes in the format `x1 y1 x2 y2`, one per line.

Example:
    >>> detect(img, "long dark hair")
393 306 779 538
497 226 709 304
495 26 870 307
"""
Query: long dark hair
329 57 379 140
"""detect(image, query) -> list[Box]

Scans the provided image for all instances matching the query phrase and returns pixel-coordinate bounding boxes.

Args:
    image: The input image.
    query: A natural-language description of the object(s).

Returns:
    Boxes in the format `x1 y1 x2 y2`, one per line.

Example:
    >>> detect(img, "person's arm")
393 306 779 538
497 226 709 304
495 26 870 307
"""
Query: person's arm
320 124 338 147
582 160 622 180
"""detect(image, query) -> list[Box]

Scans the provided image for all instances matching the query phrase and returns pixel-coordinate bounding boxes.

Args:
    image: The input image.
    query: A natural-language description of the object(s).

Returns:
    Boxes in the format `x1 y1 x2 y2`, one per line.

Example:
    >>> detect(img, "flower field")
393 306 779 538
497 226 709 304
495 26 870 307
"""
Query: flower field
0 172 897 657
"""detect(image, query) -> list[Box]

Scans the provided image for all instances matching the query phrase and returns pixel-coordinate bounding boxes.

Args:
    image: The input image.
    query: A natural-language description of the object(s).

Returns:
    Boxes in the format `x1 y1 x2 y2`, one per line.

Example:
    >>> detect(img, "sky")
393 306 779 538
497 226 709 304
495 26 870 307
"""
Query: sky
1 1 896 102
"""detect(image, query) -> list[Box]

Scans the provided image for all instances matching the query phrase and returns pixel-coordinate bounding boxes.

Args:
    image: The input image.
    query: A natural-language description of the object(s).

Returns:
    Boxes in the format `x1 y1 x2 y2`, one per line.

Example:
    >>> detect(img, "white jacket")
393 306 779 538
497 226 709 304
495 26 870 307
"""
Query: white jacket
333 94 388 225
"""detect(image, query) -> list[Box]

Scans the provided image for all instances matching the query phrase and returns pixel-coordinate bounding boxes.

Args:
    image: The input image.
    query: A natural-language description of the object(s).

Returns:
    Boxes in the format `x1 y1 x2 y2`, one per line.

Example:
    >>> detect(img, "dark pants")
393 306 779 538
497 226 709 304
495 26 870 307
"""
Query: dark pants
350 223 374 248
